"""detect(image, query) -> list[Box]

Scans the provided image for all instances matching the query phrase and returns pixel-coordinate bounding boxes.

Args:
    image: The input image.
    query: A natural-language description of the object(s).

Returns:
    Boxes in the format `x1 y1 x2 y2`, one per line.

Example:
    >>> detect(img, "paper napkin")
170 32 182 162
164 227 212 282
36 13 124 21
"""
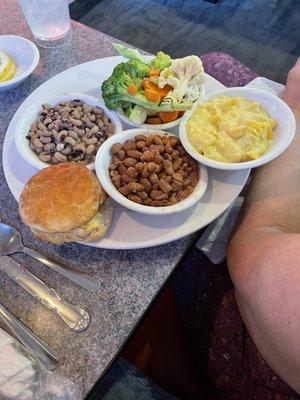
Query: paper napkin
0 327 36 400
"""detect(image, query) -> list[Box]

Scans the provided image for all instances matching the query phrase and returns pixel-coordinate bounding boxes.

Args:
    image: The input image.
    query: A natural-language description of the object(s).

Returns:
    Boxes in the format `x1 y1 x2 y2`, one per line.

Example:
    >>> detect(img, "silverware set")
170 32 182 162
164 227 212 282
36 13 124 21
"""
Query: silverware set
0 222 100 370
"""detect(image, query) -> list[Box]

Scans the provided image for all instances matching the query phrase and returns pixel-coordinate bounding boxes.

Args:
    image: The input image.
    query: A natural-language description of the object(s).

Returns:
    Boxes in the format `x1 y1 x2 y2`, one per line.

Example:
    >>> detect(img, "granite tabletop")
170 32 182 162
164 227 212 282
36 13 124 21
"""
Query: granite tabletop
0 1 258 398
0 1 199 398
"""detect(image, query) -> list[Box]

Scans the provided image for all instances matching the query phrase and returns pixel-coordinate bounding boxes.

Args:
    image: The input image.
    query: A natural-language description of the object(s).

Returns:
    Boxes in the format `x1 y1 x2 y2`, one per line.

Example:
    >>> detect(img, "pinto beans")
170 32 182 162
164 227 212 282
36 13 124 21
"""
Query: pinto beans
109 133 199 206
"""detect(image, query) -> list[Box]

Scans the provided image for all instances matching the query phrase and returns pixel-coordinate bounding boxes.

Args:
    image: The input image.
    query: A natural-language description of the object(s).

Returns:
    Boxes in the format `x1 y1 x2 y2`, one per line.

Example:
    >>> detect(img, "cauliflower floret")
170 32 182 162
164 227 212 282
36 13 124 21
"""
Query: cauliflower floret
158 55 205 102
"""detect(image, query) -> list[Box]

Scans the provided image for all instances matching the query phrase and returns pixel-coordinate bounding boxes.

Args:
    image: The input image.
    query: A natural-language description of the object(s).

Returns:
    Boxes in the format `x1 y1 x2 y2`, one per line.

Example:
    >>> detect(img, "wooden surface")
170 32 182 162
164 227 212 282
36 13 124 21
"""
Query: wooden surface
121 284 213 399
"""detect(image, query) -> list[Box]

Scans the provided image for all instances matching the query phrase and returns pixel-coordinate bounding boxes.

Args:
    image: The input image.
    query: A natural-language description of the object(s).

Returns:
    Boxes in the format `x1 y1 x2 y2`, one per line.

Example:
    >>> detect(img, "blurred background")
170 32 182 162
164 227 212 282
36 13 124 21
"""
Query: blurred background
69 0 300 83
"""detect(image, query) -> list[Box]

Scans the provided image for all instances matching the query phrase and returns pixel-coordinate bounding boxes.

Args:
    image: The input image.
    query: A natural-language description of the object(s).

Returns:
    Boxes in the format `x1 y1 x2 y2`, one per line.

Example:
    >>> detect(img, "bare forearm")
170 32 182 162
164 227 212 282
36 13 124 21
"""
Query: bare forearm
230 61 300 240
238 109 300 235
228 108 300 289
227 109 300 393
227 62 300 393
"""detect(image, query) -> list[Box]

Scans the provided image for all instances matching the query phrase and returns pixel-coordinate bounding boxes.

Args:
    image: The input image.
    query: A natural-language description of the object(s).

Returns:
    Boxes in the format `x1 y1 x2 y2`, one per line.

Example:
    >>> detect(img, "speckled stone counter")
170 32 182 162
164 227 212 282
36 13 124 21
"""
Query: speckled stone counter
0 1 256 398
0 1 198 397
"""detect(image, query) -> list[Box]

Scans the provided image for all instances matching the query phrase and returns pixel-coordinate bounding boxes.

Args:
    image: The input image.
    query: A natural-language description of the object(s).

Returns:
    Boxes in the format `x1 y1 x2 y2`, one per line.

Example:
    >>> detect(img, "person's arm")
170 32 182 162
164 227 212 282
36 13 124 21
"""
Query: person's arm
227 59 300 393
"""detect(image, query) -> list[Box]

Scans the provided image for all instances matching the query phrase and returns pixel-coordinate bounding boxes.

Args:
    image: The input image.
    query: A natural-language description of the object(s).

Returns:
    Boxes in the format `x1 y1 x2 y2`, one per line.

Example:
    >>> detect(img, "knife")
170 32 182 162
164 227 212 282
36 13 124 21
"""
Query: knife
0 255 90 332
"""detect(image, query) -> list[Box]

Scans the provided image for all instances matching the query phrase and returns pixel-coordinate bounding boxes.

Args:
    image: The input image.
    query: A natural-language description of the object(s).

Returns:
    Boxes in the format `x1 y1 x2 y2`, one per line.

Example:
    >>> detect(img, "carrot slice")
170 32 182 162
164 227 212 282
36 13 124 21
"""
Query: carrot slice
149 68 160 77
127 84 138 95
158 111 179 123
146 116 163 124
142 78 172 99
142 78 153 90
144 89 161 103
159 84 173 98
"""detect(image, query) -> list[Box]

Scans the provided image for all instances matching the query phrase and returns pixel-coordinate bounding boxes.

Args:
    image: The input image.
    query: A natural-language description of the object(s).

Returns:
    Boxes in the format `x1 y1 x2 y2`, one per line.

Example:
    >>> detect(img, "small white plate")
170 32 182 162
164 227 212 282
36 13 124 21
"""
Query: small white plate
15 93 122 171
3 56 250 249
179 87 296 170
95 128 208 215
0 35 39 92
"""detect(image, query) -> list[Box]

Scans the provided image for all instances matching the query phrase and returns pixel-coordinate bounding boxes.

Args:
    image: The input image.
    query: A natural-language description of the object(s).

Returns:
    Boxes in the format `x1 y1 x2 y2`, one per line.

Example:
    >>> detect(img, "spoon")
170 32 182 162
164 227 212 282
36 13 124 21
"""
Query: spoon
0 222 100 293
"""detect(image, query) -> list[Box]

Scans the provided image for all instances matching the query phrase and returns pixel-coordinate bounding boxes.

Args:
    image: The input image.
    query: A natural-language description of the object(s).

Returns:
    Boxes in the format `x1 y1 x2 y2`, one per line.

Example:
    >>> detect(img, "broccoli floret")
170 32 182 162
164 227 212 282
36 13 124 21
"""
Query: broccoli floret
114 59 150 79
113 43 150 65
113 43 172 72
151 51 172 70
101 71 132 109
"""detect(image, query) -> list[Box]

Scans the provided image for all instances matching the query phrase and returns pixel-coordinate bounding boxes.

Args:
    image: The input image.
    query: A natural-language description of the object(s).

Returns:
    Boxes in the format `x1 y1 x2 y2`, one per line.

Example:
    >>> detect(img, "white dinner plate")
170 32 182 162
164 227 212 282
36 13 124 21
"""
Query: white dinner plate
3 56 250 249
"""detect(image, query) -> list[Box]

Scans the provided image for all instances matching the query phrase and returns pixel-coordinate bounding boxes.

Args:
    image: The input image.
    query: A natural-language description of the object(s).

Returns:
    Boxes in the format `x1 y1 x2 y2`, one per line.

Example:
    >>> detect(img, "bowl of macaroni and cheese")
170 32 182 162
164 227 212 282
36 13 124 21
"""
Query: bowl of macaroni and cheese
179 87 296 170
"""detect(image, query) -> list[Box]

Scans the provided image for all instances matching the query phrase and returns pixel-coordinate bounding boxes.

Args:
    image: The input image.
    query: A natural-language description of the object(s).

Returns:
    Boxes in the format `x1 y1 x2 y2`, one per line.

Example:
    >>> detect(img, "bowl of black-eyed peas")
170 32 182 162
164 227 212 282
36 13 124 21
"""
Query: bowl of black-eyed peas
15 93 122 171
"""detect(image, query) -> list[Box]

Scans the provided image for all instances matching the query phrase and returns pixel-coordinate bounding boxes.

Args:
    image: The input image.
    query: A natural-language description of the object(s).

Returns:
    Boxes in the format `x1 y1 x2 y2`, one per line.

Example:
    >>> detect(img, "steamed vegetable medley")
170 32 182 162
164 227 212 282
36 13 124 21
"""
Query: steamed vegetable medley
101 44 205 125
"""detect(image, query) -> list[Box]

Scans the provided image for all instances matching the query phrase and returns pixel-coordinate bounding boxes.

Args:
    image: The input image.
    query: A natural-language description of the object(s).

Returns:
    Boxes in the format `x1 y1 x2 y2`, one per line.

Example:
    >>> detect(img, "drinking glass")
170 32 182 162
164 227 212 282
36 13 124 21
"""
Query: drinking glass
19 0 71 48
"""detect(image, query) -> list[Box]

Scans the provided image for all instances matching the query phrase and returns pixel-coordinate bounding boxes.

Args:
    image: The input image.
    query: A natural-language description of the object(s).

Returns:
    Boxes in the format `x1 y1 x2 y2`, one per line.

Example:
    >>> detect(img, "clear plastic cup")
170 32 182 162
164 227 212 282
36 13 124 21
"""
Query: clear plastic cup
19 0 72 48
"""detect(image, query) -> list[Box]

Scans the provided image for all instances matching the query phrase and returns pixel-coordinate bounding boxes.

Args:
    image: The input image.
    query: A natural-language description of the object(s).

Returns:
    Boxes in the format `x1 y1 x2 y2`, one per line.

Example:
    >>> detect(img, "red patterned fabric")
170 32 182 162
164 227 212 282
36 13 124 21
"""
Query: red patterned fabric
210 290 299 400
173 248 300 400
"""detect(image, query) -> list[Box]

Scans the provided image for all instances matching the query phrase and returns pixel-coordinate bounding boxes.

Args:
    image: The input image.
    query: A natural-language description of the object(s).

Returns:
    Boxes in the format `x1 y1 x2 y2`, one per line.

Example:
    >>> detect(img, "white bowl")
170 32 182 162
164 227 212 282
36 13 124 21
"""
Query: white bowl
117 110 184 130
95 128 208 215
0 35 39 92
117 85 206 131
15 93 123 170
179 87 296 170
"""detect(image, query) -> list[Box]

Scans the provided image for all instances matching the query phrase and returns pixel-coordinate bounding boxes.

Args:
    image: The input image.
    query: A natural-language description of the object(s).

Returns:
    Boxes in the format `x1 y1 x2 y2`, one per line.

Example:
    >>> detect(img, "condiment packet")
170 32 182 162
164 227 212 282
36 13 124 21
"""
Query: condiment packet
246 77 285 97
196 196 244 264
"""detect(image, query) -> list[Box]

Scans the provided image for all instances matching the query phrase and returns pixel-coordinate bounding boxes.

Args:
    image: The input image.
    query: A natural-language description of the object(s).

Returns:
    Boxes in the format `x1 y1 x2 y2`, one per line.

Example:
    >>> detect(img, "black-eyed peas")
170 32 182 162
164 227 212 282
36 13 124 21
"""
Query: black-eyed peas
26 100 116 165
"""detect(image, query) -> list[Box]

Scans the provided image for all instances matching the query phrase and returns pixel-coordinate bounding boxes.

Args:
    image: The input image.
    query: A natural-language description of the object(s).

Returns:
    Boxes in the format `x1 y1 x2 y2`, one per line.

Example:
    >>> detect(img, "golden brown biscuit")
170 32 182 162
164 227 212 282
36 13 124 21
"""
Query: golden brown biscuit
19 163 104 233
31 199 114 244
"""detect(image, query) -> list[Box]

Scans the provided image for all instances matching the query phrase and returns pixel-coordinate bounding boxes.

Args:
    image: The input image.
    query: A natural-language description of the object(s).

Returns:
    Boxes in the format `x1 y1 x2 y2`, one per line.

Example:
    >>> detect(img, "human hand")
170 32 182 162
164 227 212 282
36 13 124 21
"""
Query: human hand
283 58 300 111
